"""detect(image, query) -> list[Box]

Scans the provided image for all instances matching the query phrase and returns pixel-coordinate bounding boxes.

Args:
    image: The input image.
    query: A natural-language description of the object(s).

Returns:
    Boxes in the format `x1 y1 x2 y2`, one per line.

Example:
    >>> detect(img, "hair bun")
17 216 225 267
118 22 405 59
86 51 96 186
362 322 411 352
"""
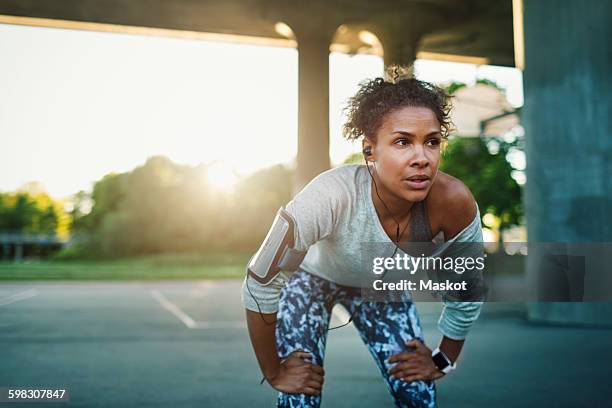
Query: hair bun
384 64 415 84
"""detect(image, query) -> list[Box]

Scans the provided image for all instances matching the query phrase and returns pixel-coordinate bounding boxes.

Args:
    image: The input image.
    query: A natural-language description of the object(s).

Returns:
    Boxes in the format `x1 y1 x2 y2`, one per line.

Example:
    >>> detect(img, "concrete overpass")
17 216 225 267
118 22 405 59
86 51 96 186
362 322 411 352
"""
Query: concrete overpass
0 0 515 191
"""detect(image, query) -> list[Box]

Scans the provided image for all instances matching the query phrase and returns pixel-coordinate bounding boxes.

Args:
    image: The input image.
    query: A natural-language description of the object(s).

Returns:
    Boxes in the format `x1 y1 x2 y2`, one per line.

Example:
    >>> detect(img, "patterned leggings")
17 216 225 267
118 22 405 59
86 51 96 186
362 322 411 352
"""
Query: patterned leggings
276 269 437 408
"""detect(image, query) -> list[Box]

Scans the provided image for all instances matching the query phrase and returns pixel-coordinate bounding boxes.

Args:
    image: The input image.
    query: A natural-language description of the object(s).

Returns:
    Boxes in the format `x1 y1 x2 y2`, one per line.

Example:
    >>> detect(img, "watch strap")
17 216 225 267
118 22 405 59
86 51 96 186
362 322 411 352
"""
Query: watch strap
432 347 456 374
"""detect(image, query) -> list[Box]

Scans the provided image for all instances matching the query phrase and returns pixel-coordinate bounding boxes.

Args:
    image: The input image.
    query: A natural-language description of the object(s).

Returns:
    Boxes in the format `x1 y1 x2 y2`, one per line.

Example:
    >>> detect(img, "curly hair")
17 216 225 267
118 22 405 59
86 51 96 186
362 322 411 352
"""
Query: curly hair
342 65 453 141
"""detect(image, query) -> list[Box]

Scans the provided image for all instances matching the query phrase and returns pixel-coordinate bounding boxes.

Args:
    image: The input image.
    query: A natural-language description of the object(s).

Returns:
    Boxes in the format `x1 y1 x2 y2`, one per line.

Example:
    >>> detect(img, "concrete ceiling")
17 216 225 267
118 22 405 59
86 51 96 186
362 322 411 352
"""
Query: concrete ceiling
0 0 515 66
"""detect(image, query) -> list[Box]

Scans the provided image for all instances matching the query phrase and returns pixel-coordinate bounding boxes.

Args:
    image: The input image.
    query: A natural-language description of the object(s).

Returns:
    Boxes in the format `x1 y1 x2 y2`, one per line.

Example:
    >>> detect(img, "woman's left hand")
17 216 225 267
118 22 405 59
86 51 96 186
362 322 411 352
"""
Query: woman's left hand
387 339 445 382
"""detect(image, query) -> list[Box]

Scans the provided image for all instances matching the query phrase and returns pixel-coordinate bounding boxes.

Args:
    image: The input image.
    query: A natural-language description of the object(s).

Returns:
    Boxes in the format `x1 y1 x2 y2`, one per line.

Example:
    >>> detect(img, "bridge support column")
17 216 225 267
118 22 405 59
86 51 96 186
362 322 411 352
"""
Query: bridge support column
523 0 612 324
376 27 421 69
370 10 435 71
294 28 335 193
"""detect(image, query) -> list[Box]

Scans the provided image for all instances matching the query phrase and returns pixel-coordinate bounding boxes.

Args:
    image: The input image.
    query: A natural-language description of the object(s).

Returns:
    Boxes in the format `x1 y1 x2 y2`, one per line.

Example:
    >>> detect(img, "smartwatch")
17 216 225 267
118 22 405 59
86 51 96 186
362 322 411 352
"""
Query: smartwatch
431 348 456 374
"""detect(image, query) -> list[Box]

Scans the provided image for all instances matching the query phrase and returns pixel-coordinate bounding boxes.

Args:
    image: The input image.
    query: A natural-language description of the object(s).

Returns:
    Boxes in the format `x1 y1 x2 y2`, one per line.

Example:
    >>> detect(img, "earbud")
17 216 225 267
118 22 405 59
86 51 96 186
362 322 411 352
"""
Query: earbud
362 147 372 160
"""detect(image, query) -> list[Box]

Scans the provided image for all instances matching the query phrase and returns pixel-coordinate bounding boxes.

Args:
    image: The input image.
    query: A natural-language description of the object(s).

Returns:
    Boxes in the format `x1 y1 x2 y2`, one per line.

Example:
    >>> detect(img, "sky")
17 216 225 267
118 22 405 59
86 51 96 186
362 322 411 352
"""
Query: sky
0 22 523 199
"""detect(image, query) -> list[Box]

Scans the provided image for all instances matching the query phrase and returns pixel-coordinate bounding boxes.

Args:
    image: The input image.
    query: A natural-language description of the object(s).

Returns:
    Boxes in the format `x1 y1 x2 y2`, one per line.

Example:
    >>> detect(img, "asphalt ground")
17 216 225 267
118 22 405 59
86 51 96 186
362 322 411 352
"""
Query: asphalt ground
0 281 611 407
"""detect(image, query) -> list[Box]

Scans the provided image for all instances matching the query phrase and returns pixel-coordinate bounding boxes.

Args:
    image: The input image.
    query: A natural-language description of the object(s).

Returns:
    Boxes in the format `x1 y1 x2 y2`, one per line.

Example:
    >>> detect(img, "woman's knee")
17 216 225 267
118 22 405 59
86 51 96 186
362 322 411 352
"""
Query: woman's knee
390 379 437 408
277 392 322 408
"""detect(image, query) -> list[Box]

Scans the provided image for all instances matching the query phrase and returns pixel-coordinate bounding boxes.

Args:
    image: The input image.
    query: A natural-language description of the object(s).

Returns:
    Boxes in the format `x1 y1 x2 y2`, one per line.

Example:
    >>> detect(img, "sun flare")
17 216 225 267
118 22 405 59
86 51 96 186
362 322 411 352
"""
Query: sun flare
206 162 239 191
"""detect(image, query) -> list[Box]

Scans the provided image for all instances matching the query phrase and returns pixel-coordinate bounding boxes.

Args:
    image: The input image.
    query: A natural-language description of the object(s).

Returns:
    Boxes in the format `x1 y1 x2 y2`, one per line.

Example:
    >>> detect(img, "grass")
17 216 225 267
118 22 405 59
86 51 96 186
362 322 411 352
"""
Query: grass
0 251 525 281
0 252 251 280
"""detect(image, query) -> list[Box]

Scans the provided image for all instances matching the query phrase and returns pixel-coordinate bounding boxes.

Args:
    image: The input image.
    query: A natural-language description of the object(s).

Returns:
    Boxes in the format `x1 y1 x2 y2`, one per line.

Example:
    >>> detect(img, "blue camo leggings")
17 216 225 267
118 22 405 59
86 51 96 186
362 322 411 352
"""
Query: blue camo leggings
275 269 437 408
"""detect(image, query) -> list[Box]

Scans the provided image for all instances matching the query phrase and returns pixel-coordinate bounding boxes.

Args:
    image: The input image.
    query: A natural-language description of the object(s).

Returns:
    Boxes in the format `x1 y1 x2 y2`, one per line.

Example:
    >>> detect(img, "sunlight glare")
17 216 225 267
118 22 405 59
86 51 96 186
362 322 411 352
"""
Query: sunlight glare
206 162 239 191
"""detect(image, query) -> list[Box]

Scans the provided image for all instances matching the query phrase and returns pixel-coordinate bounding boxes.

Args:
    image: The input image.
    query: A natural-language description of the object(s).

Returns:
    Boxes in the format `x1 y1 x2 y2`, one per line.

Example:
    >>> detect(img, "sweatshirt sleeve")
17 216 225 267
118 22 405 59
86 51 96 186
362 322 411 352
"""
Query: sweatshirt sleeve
241 169 345 313
435 205 485 340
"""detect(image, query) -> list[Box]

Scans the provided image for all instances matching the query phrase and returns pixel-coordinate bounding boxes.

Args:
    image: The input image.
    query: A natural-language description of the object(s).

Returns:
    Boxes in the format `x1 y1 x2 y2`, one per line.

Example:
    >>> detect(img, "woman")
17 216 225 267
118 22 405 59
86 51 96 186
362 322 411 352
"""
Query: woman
242 66 484 408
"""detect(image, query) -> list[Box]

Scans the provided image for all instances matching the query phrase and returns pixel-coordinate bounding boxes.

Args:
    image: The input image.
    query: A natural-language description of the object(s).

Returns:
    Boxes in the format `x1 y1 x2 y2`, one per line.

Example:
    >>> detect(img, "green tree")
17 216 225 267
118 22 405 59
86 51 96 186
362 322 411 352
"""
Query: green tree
0 194 7 231
69 156 293 258
39 205 58 235
67 190 92 233
230 164 293 251
0 191 63 235
5 194 38 232
439 136 523 232
343 152 365 165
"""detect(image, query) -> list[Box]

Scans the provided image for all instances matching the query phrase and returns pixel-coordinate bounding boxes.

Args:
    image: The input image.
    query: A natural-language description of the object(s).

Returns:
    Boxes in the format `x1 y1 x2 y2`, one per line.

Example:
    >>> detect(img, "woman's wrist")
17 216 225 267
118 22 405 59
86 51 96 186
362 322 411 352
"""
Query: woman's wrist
439 335 464 363
263 357 286 385
264 365 281 383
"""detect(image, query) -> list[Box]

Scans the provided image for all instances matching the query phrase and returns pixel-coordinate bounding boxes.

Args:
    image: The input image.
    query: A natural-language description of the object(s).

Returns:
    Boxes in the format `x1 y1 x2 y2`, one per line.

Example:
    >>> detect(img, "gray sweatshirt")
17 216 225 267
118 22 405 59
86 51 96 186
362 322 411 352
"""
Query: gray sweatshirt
241 164 484 340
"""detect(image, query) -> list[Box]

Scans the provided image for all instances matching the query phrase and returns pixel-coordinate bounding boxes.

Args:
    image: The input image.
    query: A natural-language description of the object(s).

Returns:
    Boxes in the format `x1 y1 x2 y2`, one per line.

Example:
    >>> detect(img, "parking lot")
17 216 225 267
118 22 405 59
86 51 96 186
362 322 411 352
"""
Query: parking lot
1 281 611 407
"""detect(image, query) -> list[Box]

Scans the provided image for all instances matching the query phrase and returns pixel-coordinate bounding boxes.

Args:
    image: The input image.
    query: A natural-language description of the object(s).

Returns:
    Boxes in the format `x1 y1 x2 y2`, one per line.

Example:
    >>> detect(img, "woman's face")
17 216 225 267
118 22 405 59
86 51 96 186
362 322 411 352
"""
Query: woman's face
365 106 442 203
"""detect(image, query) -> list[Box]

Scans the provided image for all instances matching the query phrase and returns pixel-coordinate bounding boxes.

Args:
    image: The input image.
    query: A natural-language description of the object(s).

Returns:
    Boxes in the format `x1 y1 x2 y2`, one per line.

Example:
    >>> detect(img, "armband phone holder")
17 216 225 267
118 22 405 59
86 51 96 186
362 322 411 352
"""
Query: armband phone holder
247 208 306 285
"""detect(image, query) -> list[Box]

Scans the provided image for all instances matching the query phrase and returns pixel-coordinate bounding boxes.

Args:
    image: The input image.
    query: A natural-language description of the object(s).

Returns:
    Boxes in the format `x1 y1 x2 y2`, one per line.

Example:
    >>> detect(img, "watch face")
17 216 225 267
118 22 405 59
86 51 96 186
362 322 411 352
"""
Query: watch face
432 352 450 370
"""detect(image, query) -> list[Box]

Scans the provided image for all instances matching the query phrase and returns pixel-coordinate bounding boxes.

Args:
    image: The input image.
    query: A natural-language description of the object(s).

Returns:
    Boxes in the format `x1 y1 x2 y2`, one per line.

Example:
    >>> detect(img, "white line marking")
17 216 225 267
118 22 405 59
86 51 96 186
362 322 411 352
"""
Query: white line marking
150 290 244 329
151 289 197 328
0 288 38 306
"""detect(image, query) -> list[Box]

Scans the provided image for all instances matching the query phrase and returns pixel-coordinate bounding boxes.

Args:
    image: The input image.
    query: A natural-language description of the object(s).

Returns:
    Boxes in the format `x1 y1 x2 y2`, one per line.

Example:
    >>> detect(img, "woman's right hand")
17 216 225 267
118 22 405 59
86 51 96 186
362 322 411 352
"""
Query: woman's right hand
269 350 325 395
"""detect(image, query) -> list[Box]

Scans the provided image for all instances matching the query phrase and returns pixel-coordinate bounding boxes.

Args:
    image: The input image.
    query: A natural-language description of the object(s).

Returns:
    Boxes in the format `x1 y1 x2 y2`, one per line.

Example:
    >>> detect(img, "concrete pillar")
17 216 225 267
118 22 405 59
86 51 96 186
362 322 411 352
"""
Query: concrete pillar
522 0 612 324
294 29 334 193
377 29 421 69
370 12 433 70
